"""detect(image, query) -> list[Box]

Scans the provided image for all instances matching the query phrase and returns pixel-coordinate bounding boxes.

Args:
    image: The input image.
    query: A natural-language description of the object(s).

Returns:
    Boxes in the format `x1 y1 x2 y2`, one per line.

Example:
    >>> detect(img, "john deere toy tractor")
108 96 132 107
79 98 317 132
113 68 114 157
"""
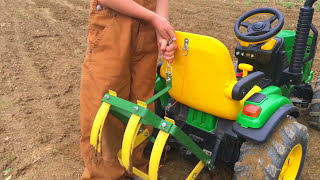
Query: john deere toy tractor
90 0 318 179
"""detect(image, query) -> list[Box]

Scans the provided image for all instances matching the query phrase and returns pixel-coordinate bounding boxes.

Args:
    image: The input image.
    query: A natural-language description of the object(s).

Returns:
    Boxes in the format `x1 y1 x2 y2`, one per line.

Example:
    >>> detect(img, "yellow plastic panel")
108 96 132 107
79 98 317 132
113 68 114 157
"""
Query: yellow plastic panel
261 38 277 51
160 31 242 120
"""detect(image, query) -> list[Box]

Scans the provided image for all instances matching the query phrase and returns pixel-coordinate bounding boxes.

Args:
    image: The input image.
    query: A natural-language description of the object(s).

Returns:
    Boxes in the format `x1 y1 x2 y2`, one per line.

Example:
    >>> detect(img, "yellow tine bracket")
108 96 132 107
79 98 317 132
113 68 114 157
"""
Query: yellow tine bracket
134 129 151 149
149 117 175 180
137 100 147 108
122 114 142 173
186 161 205 180
118 129 151 180
109 90 117 96
90 102 111 153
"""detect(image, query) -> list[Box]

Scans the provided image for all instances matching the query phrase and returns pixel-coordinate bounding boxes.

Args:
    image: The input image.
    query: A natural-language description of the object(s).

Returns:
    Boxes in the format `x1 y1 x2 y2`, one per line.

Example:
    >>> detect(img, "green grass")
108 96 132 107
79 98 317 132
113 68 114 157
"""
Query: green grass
3 168 12 176
259 0 269 3
0 97 8 110
245 0 252 5
281 2 293 9
9 153 15 162
316 3 320 12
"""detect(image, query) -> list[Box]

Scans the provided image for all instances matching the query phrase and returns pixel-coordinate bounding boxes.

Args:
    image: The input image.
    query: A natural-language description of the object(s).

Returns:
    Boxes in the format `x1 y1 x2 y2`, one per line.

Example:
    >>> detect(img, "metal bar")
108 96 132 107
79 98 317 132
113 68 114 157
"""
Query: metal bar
103 95 148 117
145 86 171 105
110 109 130 124
169 125 214 169
145 74 172 105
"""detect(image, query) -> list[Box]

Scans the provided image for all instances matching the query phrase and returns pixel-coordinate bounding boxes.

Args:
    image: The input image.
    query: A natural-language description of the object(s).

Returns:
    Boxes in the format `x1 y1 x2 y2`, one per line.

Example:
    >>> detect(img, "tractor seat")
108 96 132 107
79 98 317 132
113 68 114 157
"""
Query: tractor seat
160 31 262 120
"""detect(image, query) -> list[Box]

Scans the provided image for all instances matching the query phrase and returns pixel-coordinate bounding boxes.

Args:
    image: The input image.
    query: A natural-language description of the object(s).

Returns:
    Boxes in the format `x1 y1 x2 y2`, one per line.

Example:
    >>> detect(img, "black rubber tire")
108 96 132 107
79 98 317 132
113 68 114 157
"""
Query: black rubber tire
234 117 308 180
309 76 320 130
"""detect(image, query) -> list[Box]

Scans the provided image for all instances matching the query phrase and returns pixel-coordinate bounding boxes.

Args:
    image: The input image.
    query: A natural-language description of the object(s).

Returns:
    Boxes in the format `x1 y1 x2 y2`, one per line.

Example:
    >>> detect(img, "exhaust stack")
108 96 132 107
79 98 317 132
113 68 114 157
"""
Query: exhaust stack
288 0 317 83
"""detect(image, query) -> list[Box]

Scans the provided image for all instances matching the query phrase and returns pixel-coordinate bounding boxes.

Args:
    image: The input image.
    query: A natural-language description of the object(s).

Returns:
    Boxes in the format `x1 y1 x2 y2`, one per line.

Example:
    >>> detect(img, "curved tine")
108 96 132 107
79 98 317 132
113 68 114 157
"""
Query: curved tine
240 21 251 28
268 15 278 24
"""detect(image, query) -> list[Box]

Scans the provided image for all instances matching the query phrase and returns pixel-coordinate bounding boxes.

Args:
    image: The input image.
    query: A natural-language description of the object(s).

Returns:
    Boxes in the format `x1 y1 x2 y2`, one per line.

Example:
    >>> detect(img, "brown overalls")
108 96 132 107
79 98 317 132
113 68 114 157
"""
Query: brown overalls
80 0 158 179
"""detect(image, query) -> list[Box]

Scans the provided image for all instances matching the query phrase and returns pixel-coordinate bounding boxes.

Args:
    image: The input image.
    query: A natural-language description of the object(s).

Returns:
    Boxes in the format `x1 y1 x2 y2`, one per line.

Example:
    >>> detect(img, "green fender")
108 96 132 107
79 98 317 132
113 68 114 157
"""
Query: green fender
236 86 294 129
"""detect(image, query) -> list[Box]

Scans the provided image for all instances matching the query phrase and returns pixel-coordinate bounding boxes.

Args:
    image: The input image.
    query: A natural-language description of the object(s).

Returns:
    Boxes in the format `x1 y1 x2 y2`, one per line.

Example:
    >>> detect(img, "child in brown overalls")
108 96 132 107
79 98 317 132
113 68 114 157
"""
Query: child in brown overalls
80 0 177 179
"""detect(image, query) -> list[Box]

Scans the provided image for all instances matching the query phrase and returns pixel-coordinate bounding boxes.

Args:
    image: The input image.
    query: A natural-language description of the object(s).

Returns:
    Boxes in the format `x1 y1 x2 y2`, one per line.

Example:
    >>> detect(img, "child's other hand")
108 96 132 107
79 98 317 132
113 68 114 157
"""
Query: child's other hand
163 43 177 63
151 14 176 42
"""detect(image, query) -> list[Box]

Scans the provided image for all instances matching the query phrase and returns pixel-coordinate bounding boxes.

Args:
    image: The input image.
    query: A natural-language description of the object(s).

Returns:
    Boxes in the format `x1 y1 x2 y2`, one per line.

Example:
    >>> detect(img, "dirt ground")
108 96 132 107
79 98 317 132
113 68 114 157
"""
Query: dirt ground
0 0 319 179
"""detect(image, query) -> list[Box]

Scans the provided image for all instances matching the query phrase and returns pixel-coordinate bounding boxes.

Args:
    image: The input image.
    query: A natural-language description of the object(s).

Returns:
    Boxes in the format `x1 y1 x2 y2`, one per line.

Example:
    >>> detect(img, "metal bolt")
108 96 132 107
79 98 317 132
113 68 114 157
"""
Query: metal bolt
161 122 167 129
206 160 211 165
105 95 110 100
97 4 103 11
139 128 143 133
144 132 149 137
236 51 240 55
134 106 139 112
192 173 197 178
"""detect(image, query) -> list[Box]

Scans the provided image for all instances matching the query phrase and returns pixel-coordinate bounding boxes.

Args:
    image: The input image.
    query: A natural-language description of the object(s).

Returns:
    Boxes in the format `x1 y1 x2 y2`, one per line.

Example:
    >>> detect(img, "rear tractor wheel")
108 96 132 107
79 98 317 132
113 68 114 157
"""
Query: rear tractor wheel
234 116 308 180
309 76 320 130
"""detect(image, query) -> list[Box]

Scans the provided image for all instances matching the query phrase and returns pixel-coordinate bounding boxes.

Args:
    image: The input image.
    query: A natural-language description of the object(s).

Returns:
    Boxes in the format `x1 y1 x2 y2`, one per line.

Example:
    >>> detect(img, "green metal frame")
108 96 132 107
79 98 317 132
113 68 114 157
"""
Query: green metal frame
154 74 171 109
105 74 215 171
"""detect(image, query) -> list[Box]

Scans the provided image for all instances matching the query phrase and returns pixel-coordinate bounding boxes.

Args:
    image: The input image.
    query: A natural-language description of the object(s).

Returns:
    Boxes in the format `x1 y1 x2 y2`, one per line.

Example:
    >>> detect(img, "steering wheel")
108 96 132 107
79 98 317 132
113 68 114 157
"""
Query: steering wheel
234 7 284 43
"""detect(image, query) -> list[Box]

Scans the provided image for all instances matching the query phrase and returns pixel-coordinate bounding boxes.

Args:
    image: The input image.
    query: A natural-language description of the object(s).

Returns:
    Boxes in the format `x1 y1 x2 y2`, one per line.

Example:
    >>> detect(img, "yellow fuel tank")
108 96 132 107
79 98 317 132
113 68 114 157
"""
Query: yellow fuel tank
160 31 243 120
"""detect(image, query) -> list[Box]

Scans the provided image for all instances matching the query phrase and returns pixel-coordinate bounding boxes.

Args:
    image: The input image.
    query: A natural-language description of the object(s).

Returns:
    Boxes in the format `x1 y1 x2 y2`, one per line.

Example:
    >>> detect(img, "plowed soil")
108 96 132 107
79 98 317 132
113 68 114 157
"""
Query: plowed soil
0 0 319 179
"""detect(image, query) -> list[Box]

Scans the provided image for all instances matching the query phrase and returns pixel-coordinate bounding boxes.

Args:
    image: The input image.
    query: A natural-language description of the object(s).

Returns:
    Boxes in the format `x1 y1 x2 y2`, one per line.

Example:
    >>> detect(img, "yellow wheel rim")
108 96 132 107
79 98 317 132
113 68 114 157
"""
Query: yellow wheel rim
278 144 302 180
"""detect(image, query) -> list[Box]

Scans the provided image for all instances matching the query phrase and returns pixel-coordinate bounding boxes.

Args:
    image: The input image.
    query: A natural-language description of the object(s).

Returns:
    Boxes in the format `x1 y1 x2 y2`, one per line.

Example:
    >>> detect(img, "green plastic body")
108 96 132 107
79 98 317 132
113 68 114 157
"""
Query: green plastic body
186 108 218 133
236 86 293 128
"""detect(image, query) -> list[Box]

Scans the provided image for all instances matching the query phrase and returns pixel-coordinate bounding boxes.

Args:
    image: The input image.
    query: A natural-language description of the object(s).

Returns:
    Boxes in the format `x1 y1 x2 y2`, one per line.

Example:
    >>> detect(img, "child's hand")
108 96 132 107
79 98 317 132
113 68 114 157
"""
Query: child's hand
163 43 177 63
157 34 177 63
151 14 176 42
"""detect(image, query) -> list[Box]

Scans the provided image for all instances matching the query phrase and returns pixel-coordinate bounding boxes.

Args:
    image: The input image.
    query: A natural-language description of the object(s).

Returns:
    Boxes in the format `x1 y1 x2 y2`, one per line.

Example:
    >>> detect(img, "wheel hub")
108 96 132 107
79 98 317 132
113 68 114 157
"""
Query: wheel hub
278 144 302 180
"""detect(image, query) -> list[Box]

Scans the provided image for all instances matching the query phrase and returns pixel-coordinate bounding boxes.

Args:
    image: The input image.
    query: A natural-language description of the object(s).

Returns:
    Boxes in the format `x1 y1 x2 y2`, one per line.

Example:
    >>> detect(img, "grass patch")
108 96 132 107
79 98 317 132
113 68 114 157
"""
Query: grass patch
259 0 269 3
245 0 252 5
3 168 12 176
281 2 293 9
316 3 320 12
0 97 8 110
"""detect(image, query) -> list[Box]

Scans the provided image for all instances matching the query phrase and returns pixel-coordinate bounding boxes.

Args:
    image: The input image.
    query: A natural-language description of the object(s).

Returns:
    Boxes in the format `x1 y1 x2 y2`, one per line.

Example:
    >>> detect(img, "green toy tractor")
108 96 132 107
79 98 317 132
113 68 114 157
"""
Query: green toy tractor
89 0 318 179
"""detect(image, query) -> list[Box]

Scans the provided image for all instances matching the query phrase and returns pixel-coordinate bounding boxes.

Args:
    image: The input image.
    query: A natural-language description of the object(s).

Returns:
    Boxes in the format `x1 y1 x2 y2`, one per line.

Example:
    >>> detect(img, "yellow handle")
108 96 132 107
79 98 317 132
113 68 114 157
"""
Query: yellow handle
238 63 253 77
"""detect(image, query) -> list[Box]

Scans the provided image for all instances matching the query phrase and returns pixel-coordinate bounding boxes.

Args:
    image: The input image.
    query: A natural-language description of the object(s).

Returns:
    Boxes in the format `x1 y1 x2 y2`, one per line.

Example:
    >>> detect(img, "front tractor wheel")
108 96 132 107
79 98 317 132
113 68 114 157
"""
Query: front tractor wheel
234 117 308 180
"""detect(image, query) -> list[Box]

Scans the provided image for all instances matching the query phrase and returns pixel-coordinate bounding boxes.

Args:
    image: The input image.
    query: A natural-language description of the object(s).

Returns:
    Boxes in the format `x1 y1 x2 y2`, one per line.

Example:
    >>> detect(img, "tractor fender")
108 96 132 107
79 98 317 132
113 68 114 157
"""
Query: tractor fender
233 104 300 143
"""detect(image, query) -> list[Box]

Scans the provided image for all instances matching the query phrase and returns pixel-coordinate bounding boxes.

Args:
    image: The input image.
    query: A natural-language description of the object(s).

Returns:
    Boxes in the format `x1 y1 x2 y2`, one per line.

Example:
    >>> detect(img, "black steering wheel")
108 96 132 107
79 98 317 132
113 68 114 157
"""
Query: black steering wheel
234 7 284 43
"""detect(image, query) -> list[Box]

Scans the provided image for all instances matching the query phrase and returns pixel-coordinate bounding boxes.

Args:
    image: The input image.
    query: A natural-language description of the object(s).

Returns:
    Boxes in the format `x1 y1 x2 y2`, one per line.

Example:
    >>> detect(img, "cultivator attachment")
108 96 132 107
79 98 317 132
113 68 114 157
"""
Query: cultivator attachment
89 74 213 179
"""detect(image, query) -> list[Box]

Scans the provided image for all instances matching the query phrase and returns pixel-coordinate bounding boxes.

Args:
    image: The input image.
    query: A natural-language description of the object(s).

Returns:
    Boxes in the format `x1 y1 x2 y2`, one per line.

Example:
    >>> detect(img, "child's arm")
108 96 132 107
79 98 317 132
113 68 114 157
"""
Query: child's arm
154 0 177 62
98 0 175 41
